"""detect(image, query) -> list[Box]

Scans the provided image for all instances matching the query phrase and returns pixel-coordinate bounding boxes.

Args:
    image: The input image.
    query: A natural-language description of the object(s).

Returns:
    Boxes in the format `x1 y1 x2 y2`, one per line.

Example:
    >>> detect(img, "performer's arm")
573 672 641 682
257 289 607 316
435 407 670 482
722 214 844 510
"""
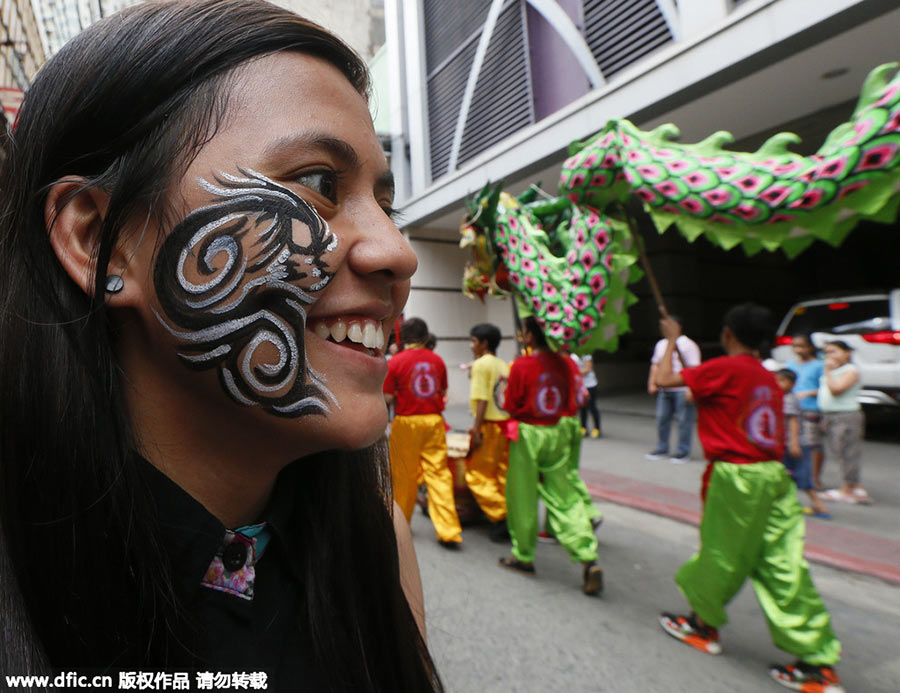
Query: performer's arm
656 319 686 388
383 363 396 406
469 400 487 449
788 415 802 458
393 501 426 641
503 364 525 418
647 363 659 394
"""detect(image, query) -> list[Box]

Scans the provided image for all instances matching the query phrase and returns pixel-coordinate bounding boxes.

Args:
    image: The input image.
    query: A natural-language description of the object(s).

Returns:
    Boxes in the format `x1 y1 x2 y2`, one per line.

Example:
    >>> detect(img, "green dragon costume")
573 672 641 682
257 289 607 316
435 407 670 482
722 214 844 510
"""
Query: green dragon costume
461 63 900 353
461 62 900 683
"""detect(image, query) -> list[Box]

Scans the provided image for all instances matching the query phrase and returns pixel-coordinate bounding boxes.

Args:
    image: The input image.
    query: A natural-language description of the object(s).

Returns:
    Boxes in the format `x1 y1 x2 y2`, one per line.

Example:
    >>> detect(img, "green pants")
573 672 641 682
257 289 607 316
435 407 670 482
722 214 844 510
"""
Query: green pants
507 421 598 564
560 416 601 521
677 461 841 665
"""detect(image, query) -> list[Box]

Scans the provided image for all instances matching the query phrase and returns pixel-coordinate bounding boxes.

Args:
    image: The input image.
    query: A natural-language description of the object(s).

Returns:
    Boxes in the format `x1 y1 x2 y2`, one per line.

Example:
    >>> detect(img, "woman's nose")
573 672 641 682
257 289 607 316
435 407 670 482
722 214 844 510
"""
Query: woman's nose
345 205 418 284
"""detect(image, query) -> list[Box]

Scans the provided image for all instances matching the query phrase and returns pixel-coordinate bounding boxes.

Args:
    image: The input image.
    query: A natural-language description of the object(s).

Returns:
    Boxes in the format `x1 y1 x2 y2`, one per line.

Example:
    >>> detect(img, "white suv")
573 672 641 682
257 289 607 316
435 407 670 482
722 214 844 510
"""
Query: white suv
771 290 900 408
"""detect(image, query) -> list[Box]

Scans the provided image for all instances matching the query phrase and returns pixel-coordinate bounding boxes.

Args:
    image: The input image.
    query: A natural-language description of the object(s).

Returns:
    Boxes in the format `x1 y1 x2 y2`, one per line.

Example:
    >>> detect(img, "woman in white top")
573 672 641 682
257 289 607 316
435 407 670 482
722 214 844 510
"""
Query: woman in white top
818 341 870 504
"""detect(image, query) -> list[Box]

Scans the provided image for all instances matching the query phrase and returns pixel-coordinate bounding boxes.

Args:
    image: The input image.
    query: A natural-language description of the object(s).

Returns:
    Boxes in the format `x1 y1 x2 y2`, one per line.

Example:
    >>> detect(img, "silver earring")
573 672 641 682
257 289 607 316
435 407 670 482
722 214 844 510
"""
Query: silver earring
105 275 124 294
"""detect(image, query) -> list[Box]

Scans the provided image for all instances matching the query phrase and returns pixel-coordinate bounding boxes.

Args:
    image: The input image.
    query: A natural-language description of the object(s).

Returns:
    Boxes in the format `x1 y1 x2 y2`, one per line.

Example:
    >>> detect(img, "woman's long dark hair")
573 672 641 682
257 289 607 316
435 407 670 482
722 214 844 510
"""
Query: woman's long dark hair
0 1 440 689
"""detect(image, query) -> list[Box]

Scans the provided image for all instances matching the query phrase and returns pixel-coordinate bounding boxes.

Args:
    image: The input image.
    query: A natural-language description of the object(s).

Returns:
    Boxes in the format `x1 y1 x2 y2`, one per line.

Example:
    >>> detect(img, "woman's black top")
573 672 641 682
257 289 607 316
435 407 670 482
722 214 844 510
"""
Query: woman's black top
144 460 327 691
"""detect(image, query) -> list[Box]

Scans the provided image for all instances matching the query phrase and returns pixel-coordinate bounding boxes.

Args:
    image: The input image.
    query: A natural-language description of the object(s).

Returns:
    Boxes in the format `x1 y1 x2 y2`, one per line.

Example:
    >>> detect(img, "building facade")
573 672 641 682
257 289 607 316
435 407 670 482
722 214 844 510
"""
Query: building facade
384 0 900 403
2 0 144 160
34 0 143 58
273 0 385 61
0 0 45 140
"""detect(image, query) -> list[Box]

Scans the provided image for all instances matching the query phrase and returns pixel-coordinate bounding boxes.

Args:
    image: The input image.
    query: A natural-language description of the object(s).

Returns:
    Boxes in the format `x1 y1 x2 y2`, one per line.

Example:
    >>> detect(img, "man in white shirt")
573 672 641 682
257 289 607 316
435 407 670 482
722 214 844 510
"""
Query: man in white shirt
646 316 701 463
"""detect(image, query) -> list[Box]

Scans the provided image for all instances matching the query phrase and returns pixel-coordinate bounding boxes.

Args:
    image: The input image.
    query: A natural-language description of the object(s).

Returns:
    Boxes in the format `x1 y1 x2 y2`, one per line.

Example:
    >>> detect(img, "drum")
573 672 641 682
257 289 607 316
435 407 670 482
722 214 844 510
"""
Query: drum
416 431 485 525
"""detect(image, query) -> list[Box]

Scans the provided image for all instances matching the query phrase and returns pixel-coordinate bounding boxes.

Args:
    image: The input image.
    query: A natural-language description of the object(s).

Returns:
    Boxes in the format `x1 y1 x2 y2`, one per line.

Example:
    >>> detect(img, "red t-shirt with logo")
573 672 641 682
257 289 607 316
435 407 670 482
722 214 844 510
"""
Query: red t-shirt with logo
504 351 575 426
383 348 447 416
681 354 785 465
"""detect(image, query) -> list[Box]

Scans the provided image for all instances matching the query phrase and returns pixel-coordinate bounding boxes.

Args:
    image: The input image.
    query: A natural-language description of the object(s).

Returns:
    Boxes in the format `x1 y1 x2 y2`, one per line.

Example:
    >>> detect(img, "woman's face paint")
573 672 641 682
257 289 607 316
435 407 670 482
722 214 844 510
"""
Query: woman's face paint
153 168 340 417
117 52 417 461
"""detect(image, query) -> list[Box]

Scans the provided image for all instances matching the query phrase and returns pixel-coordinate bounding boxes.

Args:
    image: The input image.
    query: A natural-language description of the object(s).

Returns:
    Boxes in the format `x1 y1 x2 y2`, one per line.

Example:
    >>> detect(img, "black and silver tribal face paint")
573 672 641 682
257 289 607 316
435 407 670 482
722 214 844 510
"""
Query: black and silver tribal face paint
153 168 339 417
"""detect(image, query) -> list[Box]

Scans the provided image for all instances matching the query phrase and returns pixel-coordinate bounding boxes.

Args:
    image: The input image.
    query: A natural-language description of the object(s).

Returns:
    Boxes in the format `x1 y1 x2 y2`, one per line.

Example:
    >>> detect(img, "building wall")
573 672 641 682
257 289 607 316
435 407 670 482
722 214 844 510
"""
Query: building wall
403 235 517 405
272 0 383 61
383 0 900 395
0 0 46 132
34 0 144 58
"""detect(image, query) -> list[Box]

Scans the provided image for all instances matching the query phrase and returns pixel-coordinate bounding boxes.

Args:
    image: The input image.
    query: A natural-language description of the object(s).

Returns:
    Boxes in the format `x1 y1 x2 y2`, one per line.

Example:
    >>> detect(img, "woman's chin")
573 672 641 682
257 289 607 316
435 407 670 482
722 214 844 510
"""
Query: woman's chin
325 401 389 451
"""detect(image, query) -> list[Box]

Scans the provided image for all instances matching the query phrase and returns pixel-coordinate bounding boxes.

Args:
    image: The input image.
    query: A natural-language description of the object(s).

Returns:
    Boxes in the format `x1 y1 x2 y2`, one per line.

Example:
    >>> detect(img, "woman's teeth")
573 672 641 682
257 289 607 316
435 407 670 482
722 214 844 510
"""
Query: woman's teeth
312 319 385 350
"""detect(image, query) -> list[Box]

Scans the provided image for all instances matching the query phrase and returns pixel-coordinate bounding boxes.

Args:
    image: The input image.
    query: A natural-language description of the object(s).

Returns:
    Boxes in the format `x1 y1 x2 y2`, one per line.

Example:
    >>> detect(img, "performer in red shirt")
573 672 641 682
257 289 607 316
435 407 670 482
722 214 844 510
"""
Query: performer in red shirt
498 317 603 595
384 318 462 547
656 304 842 693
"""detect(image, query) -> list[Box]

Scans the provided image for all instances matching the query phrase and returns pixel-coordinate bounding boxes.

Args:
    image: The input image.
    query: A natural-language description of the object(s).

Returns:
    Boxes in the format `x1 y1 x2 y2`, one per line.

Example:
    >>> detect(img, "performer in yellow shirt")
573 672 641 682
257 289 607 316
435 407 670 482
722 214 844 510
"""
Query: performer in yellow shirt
467 323 511 542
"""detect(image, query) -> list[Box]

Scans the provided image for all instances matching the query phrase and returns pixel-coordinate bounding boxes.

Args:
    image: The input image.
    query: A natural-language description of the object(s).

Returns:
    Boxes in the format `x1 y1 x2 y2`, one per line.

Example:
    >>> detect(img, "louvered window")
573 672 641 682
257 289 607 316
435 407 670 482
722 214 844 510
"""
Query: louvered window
426 40 479 181
424 0 534 180
457 2 534 168
421 0 674 182
583 0 674 79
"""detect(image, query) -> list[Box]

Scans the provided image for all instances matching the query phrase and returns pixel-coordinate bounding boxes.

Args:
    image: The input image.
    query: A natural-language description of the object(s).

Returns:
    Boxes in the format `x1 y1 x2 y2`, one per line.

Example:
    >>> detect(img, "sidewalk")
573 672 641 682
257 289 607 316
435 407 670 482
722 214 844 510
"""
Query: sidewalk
580 468 900 585
443 391 900 585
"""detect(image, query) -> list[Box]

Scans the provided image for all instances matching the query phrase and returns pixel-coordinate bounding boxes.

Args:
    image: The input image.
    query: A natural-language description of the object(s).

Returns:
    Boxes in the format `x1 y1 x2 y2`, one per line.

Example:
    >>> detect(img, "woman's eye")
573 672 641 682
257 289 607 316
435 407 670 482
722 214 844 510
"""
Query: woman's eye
296 171 338 203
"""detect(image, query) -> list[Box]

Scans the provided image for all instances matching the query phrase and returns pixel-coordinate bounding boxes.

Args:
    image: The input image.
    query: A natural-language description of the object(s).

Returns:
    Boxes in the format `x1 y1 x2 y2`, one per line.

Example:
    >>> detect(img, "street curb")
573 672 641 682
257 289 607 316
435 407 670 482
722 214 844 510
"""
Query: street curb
597 405 655 419
585 482 900 585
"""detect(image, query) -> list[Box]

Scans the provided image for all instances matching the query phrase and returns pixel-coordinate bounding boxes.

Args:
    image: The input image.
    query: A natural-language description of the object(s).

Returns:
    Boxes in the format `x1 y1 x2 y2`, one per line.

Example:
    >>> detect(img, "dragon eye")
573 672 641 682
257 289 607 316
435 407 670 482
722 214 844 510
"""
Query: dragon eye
296 171 338 203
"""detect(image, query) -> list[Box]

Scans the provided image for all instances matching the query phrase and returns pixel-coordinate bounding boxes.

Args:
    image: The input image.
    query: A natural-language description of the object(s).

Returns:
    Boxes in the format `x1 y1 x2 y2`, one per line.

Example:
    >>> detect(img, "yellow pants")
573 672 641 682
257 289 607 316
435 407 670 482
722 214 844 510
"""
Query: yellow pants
389 413 462 543
465 420 509 523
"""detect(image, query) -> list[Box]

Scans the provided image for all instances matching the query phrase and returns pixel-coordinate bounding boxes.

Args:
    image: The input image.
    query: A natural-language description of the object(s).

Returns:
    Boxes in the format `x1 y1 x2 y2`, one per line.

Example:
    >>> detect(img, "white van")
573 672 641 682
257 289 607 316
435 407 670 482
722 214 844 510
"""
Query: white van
771 290 900 408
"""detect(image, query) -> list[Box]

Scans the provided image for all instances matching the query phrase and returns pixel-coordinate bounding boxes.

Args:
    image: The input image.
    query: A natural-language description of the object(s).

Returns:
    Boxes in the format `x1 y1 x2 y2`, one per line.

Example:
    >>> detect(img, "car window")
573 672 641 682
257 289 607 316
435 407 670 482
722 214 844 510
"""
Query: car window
782 299 891 336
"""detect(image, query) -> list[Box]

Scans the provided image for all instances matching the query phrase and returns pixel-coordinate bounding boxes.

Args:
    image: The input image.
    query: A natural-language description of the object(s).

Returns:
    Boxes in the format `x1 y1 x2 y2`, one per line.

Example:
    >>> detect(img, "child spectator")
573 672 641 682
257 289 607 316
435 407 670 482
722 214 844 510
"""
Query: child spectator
499 318 604 596
785 335 826 490
466 323 510 542
574 353 602 437
819 341 870 505
563 351 603 529
656 304 842 693
775 369 829 518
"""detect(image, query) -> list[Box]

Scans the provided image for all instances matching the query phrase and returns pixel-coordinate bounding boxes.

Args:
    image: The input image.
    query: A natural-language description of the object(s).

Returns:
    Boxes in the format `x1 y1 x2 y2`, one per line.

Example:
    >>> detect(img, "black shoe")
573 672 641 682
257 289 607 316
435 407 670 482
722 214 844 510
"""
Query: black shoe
582 562 603 596
438 540 461 550
499 556 535 575
489 519 510 543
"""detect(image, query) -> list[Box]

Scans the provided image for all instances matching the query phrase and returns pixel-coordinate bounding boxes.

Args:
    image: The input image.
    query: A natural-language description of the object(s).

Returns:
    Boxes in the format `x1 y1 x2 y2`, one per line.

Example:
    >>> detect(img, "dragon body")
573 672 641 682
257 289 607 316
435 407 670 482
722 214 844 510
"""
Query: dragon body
462 64 900 351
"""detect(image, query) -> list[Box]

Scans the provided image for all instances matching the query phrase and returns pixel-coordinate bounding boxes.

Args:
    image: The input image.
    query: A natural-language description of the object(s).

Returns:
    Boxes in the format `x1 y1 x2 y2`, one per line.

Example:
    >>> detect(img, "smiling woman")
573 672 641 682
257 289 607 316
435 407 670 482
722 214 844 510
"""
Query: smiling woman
0 1 438 690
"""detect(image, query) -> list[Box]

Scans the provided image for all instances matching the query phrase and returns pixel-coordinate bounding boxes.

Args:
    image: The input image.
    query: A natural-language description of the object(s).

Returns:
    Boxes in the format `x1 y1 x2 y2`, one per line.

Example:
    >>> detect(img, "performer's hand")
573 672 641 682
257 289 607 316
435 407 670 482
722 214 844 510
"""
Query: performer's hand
648 382 658 395
660 317 682 340
468 428 483 450
789 442 802 458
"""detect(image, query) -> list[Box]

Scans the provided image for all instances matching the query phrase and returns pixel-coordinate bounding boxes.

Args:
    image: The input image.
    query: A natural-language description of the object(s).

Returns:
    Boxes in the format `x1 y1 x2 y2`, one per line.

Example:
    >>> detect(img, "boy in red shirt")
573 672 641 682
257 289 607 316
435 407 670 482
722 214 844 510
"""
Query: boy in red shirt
498 317 603 595
384 317 462 547
656 303 842 692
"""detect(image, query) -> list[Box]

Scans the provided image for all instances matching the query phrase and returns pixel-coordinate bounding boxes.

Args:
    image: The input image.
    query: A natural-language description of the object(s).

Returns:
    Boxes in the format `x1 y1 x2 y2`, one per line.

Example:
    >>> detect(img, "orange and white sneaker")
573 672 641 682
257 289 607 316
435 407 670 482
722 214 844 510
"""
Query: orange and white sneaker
658 613 722 655
769 661 844 692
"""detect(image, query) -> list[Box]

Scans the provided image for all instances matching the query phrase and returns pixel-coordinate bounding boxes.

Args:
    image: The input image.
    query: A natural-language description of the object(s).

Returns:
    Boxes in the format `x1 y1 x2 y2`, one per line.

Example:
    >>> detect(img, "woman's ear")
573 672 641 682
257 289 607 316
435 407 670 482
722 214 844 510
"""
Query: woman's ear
45 179 144 305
